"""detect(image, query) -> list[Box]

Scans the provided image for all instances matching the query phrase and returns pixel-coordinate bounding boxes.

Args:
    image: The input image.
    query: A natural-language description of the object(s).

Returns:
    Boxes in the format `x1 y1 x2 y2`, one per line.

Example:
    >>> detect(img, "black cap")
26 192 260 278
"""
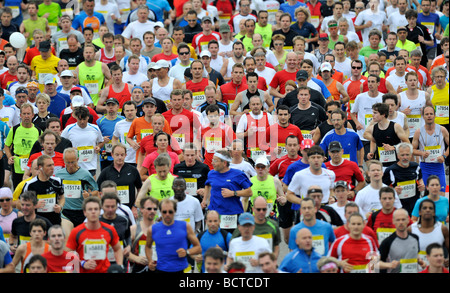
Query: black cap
39 41 51 52
334 180 349 189
328 141 342 152
184 68 192 79
142 97 156 106
296 70 308 80
105 98 119 105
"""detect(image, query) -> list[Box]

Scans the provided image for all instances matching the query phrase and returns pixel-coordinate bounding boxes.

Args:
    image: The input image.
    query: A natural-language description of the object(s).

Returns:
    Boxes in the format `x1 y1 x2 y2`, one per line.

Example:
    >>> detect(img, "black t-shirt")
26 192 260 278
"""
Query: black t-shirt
59 47 85 68
22 177 64 225
173 161 210 197
406 23 432 66
271 28 299 48
289 102 327 131
11 215 53 241
32 113 59 131
320 3 334 18
183 24 202 44
279 88 326 110
97 163 143 209
208 68 225 87
317 206 344 227
100 214 131 244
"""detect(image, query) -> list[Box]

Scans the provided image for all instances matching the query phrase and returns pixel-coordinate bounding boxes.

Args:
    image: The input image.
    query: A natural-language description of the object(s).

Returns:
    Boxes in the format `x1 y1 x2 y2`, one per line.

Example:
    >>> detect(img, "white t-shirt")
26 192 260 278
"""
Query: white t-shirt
0 106 19 128
122 71 149 86
94 2 121 33
344 30 361 44
171 194 204 232
230 161 256 179
228 235 272 273
169 63 190 83
122 20 156 43
321 15 356 33
247 50 279 68
218 41 233 57
328 202 347 223
354 9 387 47
113 119 136 164
350 91 384 140
255 67 276 86
287 167 336 204
386 73 407 93
61 122 104 171
334 58 352 81
120 55 150 76
354 183 402 217
387 11 408 33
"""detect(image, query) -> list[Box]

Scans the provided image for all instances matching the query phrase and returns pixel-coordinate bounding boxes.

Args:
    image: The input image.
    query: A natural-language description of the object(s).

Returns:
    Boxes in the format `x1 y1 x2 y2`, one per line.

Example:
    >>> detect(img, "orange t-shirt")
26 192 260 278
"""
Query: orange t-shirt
127 116 172 143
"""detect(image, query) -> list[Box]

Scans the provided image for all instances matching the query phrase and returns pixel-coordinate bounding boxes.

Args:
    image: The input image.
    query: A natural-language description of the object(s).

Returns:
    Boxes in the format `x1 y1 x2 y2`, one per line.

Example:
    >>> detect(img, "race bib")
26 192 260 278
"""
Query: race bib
351 265 368 273
78 146 95 162
58 37 69 52
185 178 198 196
84 81 99 95
104 141 113 153
19 155 29 172
376 228 396 244
84 239 107 260
342 154 351 161
250 147 266 161
192 91 206 108
10 6 20 19
38 73 53 84
406 115 421 132
219 15 231 26
37 194 56 213
365 114 373 127
397 180 416 199
49 23 58 34
435 105 449 118
140 129 153 139
107 241 124 262
311 15 320 28
378 147 396 163
205 136 222 153
219 214 238 229
424 146 441 163
235 251 255 271
301 130 312 140
173 133 185 149
400 259 418 273
256 233 273 249
283 46 293 53
63 180 82 199
117 186 130 204
312 235 325 255
277 143 287 158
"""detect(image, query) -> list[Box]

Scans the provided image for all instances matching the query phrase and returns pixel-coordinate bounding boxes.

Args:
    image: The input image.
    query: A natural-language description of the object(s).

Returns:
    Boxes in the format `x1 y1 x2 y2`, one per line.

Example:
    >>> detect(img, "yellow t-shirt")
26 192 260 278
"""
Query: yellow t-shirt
30 55 61 91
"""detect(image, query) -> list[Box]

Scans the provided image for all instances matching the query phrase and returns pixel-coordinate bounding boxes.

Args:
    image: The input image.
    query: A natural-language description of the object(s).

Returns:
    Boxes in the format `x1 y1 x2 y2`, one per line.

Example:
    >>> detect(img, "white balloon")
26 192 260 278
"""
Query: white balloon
9 32 26 48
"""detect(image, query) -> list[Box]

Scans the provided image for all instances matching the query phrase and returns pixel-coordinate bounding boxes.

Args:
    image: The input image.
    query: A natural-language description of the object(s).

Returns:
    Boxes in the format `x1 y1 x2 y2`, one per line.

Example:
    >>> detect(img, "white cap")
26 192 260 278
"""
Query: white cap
200 50 211 58
71 95 85 107
153 59 170 69
254 156 270 167
60 70 74 77
320 62 332 72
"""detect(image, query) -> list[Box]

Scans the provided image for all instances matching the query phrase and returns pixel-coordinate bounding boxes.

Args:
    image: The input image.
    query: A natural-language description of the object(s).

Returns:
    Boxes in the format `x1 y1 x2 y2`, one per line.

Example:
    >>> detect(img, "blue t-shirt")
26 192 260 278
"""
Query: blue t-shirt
48 93 71 117
72 11 105 31
311 77 332 99
290 21 317 39
320 129 363 164
279 247 322 273
197 229 231 273
440 15 449 36
280 2 307 20
146 0 172 22
283 160 327 210
288 220 336 255
411 196 449 223
205 168 253 215
96 115 124 161
0 120 10 149
417 12 440 48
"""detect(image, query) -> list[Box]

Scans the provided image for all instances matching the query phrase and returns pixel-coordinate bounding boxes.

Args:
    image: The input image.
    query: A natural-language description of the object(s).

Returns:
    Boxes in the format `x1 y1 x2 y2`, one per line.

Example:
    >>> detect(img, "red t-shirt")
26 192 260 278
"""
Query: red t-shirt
242 75 268 91
366 208 413 236
140 134 182 156
343 76 367 120
269 154 302 179
419 266 450 273
220 80 248 107
269 70 298 95
0 71 18 90
191 32 221 53
325 159 365 191
66 222 120 273
142 151 180 175
266 123 303 161
200 124 236 169
334 225 379 247
27 151 65 172
42 250 78 273
23 46 57 65
151 53 178 62
329 234 378 272
162 108 200 144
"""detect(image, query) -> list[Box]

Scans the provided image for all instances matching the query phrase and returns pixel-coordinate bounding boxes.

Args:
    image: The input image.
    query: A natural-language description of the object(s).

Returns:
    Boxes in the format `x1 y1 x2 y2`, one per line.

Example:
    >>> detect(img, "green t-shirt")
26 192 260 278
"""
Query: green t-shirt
148 173 175 201
250 175 278 215
92 38 105 49
255 23 273 49
5 124 41 174
38 3 62 30
22 17 48 47
359 44 383 58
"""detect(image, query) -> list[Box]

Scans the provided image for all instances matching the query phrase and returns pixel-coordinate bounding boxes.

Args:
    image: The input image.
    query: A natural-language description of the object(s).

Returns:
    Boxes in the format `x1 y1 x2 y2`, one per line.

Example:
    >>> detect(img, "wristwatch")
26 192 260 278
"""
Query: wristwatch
234 190 237 197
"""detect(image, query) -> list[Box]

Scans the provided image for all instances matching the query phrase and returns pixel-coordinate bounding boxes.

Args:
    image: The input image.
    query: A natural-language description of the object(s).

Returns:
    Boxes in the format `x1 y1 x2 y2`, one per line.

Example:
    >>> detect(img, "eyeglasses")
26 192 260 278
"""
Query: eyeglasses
187 19 197 22
179 51 190 56
144 207 158 211
255 165 267 169
161 210 174 214
327 110 334 114
0 198 11 202
352 66 362 69
255 208 267 212
274 43 284 46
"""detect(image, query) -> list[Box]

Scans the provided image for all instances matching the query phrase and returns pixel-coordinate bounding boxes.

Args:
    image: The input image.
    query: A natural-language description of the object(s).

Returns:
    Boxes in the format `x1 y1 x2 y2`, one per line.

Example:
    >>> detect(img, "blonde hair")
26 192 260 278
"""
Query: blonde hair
36 93 51 105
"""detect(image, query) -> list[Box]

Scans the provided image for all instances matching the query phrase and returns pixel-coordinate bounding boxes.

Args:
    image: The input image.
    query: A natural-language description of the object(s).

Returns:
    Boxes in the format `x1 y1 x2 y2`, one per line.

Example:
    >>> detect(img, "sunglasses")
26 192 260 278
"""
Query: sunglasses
255 208 267 212
162 210 174 214
352 66 362 69
0 198 11 202
144 207 158 211
179 51 190 56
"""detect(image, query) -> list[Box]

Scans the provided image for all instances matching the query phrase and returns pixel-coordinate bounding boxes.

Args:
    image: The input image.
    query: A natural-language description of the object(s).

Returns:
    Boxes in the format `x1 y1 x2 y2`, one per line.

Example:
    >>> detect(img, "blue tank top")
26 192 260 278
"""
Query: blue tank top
153 220 188 272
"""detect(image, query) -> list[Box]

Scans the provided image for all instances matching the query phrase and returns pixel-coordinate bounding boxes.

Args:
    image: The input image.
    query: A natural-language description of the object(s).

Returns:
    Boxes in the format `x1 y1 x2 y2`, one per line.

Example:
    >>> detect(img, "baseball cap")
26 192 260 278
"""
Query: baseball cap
105 98 119 105
147 62 157 71
219 24 231 33
154 21 164 28
334 180 349 189
202 16 212 23
319 33 329 41
70 86 82 93
153 59 170 70
238 212 255 225
296 70 308 80
320 62 333 72
0 187 13 199
43 75 56 85
39 40 51 52
328 141 343 152
255 156 270 167
60 70 74 77
300 139 315 150
71 95 85 107
142 97 156 106
199 50 211 58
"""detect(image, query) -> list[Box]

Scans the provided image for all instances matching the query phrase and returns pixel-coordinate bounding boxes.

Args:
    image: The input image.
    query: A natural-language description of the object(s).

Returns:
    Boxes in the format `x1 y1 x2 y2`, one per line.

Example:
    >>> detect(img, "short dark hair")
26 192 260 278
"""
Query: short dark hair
379 186 396 199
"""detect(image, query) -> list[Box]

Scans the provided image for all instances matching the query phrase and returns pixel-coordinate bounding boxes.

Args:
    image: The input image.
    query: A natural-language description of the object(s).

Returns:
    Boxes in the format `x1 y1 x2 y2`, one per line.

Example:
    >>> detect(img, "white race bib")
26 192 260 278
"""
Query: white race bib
84 239 107 260
117 186 130 204
424 146 441 163
219 214 238 229
378 147 396 163
78 146 95 162
37 194 56 213
63 180 82 199
397 180 416 199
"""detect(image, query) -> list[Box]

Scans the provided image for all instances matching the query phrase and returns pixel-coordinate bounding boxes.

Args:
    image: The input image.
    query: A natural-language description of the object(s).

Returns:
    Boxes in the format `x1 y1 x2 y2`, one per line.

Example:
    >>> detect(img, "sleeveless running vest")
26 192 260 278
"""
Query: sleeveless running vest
240 89 265 112
418 124 446 163
148 173 175 201
99 48 116 64
373 121 401 167
78 61 104 106
185 78 210 108
245 112 269 158
152 77 174 105
430 83 449 125
399 90 426 137
250 175 278 216
108 84 131 110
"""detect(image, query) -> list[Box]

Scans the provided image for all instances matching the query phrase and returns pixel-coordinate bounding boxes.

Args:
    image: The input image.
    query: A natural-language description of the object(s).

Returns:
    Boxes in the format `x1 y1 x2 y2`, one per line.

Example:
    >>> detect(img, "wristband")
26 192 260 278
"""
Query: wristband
81 260 86 268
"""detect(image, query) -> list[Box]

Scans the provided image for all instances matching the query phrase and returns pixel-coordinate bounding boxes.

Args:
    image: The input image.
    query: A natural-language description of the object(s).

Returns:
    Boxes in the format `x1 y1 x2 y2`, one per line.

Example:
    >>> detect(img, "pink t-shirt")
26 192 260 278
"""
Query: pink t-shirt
142 151 180 175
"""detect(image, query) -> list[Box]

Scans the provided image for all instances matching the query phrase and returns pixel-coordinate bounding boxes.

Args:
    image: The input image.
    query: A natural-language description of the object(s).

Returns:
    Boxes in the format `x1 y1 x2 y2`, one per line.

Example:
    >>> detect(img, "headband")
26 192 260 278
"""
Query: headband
321 262 338 271
214 153 231 162
27 81 39 88
132 86 144 93
228 268 246 273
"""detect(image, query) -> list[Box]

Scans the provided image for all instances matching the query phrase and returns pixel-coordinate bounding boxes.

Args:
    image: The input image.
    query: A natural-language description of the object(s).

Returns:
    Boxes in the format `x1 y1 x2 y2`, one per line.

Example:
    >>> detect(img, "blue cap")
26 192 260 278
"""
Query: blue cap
239 212 255 225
